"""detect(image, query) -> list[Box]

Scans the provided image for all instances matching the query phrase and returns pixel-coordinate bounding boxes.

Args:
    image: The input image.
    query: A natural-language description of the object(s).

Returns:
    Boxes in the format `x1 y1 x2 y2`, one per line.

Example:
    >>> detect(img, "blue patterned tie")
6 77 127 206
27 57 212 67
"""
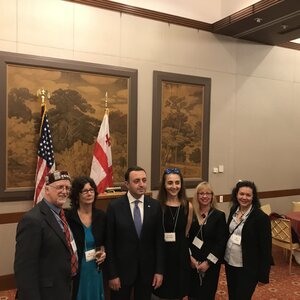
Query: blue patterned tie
134 200 142 237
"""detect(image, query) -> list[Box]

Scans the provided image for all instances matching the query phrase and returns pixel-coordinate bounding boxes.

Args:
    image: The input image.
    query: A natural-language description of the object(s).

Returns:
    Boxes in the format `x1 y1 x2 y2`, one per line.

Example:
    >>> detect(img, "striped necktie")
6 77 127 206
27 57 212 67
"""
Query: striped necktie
59 209 78 276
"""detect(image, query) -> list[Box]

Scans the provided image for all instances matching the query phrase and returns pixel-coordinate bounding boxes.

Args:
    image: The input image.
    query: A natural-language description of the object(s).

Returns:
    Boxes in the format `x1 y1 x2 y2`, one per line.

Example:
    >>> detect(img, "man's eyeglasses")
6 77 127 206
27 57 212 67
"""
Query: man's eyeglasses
197 192 213 197
165 168 180 174
49 185 71 192
81 188 95 195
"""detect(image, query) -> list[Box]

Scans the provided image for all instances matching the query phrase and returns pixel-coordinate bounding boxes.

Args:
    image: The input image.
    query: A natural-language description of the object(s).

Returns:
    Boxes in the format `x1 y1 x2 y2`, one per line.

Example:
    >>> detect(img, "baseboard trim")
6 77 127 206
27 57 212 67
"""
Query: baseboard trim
0 274 15 291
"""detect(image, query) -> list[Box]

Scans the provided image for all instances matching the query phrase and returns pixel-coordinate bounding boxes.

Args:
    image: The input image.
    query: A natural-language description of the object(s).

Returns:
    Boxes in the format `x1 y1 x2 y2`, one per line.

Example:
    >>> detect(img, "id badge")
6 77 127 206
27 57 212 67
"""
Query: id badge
71 239 77 252
164 232 176 242
192 236 204 249
85 249 96 262
207 253 218 264
231 233 241 245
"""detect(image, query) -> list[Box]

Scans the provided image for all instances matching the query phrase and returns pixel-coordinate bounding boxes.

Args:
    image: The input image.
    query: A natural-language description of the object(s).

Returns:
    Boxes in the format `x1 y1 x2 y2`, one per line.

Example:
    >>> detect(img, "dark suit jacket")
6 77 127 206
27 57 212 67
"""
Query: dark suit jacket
66 207 106 300
14 200 72 300
106 194 164 286
189 208 227 263
189 209 227 298
227 206 272 283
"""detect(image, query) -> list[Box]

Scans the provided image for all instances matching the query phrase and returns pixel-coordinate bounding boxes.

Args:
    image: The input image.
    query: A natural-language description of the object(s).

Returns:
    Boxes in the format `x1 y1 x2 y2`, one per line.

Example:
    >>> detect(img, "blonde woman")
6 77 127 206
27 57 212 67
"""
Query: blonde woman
188 182 226 300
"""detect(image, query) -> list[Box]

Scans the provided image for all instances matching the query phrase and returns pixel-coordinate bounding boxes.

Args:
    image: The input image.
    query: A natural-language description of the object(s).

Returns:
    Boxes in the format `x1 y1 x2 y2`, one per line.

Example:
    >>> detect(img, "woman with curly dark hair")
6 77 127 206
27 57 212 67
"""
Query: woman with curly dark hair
224 180 272 300
66 176 106 300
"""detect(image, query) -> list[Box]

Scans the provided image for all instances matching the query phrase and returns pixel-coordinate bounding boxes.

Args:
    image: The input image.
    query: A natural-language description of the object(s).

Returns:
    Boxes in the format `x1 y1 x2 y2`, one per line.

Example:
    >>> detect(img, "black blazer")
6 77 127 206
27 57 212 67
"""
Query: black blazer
106 194 164 286
66 207 106 300
189 208 227 263
14 200 72 300
227 207 272 283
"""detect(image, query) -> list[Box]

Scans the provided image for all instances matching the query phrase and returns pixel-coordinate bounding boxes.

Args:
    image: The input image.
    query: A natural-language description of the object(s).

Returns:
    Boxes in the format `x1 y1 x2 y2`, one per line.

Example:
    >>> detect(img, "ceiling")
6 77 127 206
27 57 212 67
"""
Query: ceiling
67 0 300 50
213 0 300 49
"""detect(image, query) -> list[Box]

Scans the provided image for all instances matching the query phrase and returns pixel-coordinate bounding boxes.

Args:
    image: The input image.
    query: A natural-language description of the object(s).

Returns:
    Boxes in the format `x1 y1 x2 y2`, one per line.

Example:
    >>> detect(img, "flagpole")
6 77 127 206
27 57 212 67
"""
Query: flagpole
90 91 113 193
37 88 50 105
105 91 109 115
34 88 55 205
37 89 50 134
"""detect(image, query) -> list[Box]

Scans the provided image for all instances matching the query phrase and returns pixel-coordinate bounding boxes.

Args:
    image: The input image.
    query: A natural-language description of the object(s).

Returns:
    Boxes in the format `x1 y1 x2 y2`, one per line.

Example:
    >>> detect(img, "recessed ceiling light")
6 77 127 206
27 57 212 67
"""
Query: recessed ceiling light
254 17 263 23
290 38 300 44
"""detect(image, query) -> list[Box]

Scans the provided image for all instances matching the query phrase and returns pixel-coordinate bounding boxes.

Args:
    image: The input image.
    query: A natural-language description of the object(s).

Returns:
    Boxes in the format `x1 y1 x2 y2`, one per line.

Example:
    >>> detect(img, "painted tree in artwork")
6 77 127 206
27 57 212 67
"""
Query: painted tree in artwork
161 82 203 177
162 95 189 164
49 88 99 151
7 87 128 187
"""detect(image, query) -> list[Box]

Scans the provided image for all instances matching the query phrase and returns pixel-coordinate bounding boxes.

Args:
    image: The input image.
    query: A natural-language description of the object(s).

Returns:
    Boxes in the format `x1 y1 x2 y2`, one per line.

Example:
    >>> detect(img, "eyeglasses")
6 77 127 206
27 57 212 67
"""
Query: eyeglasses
49 185 71 192
165 168 180 174
197 192 213 197
81 188 95 195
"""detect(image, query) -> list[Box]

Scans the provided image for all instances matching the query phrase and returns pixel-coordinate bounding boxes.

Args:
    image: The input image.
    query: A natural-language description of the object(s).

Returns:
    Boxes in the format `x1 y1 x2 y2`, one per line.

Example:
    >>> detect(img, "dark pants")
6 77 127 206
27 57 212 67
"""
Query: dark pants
225 263 258 300
111 276 152 300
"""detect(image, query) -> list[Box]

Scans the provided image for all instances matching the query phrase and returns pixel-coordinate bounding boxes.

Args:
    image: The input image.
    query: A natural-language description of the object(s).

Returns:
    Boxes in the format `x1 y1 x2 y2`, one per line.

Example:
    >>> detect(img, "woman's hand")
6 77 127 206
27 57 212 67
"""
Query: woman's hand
197 260 210 272
95 246 106 265
190 256 199 269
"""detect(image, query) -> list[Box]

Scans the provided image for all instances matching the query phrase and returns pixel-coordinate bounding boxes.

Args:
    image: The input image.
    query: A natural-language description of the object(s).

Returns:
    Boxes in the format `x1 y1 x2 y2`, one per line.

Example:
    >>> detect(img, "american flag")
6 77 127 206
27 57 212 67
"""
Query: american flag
33 103 55 205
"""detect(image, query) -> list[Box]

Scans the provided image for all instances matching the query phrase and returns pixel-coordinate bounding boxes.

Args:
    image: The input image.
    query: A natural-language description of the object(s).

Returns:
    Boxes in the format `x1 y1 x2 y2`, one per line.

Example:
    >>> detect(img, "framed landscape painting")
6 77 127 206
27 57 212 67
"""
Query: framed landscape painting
151 71 211 189
0 51 137 201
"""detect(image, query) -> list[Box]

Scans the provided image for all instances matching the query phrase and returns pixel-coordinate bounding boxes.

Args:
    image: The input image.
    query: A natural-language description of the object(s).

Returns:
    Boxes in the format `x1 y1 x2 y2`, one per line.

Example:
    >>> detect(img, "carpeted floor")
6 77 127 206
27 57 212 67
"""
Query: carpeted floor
2 245 300 300
216 245 300 300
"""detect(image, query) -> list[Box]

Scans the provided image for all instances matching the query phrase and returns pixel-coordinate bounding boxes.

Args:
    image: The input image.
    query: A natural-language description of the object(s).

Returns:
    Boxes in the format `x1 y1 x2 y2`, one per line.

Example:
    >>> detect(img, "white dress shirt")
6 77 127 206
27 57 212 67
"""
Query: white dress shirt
127 191 144 223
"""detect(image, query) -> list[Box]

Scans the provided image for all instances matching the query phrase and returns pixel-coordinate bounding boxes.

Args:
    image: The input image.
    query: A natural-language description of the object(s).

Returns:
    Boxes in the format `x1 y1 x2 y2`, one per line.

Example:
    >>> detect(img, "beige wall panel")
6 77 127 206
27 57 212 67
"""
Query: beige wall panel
74 4 121 56
17 43 75 59
234 76 300 189
18 0 73 50
120 14 168 63
0 40 16 52
236 41 295 82
0 0 17 41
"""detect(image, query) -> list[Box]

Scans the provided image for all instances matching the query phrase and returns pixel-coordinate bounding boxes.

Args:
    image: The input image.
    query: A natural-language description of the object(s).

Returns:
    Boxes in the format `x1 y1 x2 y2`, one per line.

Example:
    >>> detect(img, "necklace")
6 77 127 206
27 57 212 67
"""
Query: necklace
236 210 246 223
169 206 180 221
200 207 210 218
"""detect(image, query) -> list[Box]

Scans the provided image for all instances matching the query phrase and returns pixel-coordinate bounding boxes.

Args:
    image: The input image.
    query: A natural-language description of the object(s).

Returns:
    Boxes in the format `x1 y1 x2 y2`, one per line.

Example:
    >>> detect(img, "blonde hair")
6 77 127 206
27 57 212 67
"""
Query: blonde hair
192 181 216 223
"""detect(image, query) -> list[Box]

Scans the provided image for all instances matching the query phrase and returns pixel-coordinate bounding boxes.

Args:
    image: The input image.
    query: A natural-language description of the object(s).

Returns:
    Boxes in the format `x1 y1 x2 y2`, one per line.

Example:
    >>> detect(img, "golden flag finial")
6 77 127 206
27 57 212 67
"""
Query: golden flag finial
37 88 50 104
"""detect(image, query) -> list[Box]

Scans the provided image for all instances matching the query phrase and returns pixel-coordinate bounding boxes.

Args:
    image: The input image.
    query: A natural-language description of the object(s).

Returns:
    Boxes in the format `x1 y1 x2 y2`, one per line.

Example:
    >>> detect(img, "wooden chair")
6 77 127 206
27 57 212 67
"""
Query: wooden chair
292 201 300 212
261 204 271 215
271 217 300 274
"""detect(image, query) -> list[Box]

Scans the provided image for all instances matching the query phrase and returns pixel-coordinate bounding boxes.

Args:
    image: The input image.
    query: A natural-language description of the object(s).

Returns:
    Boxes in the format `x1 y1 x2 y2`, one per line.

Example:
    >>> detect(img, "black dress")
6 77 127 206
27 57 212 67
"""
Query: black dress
188 209 227 300
153 205 190 299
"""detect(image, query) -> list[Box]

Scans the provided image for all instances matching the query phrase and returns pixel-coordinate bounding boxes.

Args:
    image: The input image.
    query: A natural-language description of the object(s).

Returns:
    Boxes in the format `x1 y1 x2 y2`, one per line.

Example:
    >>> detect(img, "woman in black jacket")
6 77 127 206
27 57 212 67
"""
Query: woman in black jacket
224 180 272 300
66 176 106 300
188 181 227 300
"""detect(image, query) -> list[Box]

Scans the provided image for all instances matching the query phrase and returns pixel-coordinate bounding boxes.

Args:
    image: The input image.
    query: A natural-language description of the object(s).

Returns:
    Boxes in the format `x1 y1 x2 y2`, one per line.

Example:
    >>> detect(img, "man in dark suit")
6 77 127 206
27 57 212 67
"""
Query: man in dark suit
106 166 164 300
14 170 77 300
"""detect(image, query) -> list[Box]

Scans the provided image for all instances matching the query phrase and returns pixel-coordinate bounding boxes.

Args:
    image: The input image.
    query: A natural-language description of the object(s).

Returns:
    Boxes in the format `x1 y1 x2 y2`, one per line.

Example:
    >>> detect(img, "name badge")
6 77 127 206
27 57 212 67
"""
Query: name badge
192 236 204 249
231 233 241 245
85 249 96 262
164 232 176 242
207 253 218 264
71 239 77 253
